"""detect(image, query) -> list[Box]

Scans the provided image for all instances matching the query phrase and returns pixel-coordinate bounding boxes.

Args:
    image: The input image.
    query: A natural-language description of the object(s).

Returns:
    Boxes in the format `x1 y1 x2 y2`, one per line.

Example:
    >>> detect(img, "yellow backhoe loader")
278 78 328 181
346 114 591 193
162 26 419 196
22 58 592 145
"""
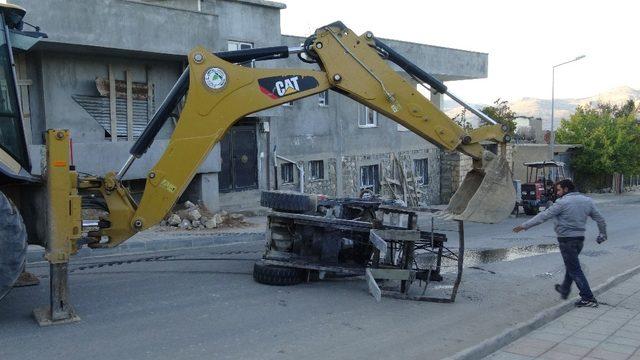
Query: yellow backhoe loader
0 3 514 324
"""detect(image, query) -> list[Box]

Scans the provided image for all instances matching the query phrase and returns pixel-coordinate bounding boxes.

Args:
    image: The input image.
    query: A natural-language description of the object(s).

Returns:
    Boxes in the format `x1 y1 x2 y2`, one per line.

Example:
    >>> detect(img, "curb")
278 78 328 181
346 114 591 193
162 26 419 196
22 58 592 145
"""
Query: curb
444 263 640 360
27 231 265 263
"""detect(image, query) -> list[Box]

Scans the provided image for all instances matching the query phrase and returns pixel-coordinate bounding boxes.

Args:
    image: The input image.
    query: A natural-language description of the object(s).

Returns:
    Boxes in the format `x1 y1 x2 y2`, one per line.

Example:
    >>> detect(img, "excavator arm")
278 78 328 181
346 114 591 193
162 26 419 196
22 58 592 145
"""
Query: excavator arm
82 22 514 248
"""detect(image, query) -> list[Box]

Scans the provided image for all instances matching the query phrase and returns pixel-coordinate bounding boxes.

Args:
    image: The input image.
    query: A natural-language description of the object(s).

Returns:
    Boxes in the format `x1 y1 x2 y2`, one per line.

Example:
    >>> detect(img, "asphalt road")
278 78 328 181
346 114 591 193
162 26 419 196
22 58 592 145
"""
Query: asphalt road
1 193 639 360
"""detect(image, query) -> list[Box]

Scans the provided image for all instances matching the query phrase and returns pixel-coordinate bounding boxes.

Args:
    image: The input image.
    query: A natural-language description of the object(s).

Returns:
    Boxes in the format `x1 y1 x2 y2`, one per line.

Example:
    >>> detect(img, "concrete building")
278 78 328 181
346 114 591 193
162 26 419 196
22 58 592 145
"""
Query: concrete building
13 0 488 212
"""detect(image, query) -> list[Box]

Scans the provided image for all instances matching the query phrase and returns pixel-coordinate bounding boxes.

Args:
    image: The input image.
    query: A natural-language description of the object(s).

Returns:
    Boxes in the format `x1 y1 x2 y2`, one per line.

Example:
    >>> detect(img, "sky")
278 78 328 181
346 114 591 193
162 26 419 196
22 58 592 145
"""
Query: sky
277 0 638 105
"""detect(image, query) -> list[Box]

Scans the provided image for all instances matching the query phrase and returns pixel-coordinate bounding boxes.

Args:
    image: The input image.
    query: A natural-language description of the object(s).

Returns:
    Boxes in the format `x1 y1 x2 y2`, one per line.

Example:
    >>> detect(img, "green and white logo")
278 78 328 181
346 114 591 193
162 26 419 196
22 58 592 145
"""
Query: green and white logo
204 67 227 90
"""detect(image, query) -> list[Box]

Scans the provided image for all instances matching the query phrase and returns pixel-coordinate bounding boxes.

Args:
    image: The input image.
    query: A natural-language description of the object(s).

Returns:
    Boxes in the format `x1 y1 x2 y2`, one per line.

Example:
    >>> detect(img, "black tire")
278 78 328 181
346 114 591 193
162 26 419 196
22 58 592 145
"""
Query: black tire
523 205 539 216
252 262 303 286
261 191 315 213
0 191 28 302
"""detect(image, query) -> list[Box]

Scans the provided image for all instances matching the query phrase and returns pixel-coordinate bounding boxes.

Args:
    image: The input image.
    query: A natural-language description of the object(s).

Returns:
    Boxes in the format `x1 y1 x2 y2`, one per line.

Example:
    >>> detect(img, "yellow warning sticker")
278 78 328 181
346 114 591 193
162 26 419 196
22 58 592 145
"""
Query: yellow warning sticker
159 179 177 193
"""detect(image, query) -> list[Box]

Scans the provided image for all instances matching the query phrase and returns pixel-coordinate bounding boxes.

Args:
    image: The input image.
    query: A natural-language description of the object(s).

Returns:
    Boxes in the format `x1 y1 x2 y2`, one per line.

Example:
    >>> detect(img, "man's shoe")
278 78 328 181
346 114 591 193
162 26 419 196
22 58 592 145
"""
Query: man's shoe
574 298 598 308
554 284 569 300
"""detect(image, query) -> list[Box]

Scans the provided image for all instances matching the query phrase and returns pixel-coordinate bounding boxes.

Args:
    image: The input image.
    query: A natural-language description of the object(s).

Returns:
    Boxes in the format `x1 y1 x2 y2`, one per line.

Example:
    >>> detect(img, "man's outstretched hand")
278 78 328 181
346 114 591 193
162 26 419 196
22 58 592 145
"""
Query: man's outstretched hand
513 225 525 233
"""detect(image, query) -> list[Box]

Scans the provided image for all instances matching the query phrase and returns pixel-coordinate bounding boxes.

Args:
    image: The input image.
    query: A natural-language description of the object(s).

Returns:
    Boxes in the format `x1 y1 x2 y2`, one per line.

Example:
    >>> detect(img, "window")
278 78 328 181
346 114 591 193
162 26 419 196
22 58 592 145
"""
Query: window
281 163 294 183
227 40 253 51
0 20 29 169
360 164 380 193
309 160 324 180
413 158 428 185
359 106 378 128
318 90 329 107
227 40 254 67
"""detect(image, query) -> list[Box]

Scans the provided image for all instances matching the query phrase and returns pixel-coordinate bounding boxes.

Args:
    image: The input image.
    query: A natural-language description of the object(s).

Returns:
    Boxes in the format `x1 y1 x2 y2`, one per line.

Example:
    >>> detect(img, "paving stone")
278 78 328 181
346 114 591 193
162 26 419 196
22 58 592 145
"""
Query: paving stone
549 342 594 356
538 350 582 360
484 351 534 360
542 325 579 337
529 330 570 342
571 310 605 320
582 324 620 335
586 347 632 360
504 338 557 357
616 330 640 340
574 331 610 342
600 293 631 306
598 341 638 355
607 310 638 320
607 335 640 347
562 336 601 348
623 324 640 334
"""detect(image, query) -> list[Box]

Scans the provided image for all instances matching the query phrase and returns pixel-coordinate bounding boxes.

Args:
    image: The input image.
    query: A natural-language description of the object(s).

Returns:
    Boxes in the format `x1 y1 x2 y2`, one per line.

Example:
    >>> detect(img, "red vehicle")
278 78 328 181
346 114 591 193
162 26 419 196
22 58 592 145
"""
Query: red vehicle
520 161 567 215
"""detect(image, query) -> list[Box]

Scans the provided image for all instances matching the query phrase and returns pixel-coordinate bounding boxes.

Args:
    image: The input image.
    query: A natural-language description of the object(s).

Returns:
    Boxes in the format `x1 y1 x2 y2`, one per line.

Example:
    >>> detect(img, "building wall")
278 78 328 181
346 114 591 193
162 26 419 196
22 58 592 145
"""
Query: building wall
13 0 489 212
15 0 284 212
14 0 220 56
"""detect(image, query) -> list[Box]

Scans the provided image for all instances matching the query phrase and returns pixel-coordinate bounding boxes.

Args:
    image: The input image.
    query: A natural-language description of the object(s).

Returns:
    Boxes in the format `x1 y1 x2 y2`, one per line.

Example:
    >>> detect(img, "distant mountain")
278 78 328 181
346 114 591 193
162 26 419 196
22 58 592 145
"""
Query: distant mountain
443 86 640 129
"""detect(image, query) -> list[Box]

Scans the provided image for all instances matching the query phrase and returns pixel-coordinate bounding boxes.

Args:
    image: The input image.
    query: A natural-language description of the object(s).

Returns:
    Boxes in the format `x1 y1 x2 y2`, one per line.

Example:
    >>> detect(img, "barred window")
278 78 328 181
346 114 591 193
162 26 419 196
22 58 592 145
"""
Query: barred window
310 160 324 180
281 163 294 183
413 158 428 185
360 164 380 193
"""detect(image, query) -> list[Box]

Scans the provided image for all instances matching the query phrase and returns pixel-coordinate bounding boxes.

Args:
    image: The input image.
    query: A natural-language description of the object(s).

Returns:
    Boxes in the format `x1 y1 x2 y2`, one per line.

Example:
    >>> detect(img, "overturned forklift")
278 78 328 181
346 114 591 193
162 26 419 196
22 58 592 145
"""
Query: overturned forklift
255 191 466 302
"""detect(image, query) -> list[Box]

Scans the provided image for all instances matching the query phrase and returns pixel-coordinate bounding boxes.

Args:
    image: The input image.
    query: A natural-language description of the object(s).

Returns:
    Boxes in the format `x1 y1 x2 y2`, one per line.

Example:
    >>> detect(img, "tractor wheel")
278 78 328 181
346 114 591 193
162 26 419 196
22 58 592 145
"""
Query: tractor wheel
523 205 539 216
252 261 303 286
0 191 28 302
260 191 315 213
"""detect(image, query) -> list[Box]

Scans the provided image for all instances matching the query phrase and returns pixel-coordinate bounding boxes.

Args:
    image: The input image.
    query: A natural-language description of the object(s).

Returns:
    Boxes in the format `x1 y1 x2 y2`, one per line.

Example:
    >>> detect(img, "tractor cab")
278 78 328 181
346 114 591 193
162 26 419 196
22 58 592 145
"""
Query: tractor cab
520 160 567 215
0 3 45 184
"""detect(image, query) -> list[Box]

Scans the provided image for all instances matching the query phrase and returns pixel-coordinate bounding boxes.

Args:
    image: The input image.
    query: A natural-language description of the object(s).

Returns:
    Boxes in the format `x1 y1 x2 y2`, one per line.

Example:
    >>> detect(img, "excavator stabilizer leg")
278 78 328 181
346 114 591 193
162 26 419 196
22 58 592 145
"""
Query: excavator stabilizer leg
441 150 515 224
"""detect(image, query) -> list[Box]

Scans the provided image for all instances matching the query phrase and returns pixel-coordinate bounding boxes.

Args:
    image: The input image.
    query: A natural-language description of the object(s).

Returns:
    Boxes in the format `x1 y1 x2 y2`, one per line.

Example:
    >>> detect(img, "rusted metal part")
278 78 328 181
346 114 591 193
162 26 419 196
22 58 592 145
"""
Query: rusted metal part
263 259 364 276
96 77 151 100
33 263 80 326
270 211 373 232
13 270 39 287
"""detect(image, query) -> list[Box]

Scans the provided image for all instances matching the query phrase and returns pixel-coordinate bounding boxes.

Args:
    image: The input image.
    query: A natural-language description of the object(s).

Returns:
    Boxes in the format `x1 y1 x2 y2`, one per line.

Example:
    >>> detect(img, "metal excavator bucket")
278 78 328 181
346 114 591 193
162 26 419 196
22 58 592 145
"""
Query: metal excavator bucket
440 150 515 224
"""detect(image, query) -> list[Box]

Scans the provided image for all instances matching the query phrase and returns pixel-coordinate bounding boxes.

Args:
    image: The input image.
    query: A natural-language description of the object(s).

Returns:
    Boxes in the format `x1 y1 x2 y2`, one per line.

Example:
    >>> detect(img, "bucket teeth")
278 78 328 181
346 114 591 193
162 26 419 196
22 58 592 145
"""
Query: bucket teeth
439 151 515 224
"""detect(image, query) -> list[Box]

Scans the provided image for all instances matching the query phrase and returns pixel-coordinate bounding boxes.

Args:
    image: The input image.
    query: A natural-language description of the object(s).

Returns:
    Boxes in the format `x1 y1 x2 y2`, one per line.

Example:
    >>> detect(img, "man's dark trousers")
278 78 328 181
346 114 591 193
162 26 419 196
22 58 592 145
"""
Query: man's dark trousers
558 236 595 300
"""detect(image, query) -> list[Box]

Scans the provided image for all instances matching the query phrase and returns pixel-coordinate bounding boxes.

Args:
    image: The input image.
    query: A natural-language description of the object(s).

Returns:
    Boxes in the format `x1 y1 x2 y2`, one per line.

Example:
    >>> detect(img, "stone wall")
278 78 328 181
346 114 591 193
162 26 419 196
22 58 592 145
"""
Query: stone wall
339 148 440 205
439 144 513 204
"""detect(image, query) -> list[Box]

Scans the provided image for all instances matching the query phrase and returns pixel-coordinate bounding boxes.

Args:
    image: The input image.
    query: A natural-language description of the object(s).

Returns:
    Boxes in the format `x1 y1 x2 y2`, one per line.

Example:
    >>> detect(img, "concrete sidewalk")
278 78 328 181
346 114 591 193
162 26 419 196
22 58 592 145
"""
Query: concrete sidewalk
484 273 640 360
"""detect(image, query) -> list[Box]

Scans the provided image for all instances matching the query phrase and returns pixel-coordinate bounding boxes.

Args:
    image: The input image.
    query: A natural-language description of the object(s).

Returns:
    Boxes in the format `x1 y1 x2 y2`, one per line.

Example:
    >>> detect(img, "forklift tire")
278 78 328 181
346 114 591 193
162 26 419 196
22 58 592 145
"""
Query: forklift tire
523 205 539 216
260 191 315 213
252 262 303 286
0 191 28 302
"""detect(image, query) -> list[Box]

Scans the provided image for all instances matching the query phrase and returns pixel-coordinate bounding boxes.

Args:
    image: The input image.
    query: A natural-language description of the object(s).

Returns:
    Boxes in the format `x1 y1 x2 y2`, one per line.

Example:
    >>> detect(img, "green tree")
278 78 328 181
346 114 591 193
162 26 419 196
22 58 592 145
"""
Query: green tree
481 98 517 133
556 100 640 190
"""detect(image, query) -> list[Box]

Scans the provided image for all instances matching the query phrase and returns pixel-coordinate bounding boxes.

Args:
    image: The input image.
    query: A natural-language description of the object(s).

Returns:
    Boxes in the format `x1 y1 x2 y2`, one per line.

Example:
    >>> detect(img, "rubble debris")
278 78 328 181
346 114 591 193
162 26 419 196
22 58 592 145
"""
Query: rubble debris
230 213 244 221
186 209 201 221
179 219 192 229
168 214 181 226
158 201 249 231
204 218 217 229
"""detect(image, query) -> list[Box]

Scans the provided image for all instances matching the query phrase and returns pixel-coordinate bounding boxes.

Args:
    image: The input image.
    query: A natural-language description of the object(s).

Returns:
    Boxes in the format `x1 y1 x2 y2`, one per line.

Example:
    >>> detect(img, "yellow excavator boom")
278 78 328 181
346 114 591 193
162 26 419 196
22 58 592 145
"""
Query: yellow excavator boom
77 21 514 248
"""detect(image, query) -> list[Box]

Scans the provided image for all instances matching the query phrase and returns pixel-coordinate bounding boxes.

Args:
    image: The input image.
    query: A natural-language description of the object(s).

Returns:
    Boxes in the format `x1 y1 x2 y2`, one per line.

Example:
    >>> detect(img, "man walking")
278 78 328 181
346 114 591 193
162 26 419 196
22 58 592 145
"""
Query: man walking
513 179 607 307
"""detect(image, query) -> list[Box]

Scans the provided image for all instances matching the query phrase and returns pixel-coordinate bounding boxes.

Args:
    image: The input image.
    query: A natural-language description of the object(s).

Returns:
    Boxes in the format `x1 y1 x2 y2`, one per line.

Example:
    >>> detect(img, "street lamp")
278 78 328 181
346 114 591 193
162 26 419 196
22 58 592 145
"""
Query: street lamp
549 55 586 159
